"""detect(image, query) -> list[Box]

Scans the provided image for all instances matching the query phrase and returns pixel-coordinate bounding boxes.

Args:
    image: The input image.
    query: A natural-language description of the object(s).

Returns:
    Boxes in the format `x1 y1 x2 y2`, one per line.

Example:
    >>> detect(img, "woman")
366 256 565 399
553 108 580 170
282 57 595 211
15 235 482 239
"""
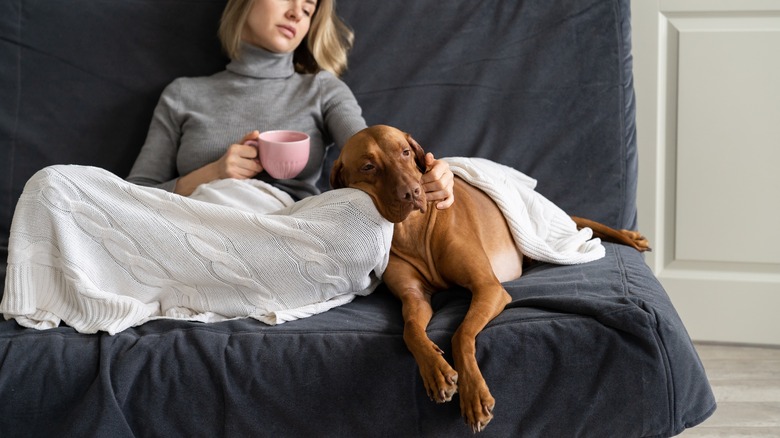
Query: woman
0 0 453 333
127 0 454 207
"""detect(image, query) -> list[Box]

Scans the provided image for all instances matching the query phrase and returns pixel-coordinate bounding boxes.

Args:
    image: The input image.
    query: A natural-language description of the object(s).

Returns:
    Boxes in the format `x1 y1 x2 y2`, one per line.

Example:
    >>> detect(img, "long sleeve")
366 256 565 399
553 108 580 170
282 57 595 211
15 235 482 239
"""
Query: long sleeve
126 80 184 192
318 71 367 149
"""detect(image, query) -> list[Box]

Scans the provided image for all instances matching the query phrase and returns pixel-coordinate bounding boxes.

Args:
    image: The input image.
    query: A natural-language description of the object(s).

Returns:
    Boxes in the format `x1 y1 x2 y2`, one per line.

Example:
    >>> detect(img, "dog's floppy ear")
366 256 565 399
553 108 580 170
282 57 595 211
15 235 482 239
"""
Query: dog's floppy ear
329 158 346 189
405 133 428 173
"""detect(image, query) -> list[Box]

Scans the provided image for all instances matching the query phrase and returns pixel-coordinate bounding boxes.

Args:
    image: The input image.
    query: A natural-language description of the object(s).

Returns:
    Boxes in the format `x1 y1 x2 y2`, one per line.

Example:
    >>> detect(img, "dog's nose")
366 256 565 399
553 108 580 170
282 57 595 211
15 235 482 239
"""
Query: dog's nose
398 184 421 203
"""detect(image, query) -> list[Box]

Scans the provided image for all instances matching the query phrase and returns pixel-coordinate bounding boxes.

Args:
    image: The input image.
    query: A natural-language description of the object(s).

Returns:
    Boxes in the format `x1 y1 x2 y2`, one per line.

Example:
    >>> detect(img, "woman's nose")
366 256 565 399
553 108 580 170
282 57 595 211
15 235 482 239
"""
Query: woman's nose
286 4 303 21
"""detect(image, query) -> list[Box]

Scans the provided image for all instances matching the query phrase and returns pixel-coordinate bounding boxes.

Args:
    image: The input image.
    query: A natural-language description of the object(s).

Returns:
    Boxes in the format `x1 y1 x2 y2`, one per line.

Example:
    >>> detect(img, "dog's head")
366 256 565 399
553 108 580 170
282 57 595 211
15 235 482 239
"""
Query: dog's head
330 125 428 223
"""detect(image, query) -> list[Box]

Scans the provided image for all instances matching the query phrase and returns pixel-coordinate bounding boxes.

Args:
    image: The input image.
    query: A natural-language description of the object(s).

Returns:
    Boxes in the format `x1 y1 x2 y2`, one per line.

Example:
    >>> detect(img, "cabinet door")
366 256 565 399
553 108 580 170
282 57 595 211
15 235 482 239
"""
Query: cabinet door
632 0 780 345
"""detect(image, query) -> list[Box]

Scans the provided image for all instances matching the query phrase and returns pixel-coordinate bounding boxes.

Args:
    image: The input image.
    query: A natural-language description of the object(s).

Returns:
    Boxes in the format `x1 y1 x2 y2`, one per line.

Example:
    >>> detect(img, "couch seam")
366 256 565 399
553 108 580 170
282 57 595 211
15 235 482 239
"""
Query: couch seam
617 245 678 437
3 1 22 251
614 0 629 229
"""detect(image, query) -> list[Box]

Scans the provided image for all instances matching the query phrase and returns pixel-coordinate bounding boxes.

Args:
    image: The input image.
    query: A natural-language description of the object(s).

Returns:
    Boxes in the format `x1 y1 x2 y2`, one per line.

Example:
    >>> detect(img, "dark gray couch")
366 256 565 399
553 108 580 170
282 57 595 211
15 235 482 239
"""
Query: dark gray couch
0 0 716 436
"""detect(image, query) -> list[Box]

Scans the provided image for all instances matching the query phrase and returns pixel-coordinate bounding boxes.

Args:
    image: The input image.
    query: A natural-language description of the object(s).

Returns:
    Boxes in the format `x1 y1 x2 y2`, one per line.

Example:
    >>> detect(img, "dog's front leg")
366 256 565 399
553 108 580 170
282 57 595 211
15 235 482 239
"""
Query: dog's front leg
451 280 510 433
435 236 512 433
384 258 459 403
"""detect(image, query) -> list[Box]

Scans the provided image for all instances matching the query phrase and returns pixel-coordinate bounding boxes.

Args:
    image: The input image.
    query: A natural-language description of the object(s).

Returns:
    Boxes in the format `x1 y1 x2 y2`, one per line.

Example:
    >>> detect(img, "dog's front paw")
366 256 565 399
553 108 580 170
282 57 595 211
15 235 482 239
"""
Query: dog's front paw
417 345 459 403
459 378 495 433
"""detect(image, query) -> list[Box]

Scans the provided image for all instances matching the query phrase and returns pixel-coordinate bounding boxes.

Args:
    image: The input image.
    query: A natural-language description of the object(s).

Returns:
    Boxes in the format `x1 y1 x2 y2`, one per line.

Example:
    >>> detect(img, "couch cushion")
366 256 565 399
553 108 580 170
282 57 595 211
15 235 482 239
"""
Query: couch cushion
0 244 714 436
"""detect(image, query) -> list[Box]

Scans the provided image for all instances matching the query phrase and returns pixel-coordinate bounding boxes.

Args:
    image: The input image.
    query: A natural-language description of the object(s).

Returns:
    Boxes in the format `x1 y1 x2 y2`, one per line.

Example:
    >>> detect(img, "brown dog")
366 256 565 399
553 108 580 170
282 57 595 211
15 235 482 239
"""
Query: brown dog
330 125 649 432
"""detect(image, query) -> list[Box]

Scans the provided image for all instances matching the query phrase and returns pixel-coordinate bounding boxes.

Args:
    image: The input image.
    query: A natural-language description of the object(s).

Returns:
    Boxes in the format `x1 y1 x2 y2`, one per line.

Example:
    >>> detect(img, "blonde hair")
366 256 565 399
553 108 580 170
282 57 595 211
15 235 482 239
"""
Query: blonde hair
218 0 354 77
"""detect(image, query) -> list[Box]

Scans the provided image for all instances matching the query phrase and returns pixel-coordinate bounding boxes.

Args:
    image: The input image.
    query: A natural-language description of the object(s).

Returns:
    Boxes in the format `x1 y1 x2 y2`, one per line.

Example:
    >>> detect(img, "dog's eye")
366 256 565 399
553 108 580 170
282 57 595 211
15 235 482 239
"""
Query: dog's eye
402 149 411 157
360 163 375 172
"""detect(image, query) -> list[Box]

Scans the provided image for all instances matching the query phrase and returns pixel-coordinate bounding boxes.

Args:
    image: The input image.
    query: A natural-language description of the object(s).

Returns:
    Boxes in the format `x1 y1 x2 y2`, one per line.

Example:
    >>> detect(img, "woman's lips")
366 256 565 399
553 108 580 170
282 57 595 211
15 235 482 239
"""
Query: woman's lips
278 24 296 39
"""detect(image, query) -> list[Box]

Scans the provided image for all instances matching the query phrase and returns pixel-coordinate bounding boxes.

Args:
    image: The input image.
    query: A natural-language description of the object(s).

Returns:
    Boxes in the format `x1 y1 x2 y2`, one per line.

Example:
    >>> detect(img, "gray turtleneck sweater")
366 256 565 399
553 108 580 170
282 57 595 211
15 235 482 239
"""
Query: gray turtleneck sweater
127 44 367 199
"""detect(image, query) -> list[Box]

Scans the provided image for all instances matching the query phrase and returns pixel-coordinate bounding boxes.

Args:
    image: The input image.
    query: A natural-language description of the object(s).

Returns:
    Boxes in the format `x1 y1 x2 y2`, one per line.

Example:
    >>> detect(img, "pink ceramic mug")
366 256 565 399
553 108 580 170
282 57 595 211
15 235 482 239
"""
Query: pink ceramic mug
253 130 310 179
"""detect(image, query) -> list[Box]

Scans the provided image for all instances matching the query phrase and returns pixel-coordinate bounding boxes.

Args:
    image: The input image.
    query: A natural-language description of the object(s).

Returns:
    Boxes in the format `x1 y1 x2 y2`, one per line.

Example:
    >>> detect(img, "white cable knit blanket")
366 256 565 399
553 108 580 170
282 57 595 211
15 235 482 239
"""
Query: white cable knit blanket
1 159 603 334
1 166 393 334
444 157 605 264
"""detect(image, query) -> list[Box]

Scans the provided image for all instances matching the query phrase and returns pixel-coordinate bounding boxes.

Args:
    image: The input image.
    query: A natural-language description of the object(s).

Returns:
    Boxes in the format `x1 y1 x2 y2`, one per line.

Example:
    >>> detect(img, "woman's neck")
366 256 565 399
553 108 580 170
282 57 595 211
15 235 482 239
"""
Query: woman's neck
226 43 295 79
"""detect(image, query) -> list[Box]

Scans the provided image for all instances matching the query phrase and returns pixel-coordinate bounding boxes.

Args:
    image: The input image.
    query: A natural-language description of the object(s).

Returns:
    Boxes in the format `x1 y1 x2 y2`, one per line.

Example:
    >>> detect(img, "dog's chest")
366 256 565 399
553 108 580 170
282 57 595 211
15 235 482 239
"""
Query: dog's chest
389 209 447 287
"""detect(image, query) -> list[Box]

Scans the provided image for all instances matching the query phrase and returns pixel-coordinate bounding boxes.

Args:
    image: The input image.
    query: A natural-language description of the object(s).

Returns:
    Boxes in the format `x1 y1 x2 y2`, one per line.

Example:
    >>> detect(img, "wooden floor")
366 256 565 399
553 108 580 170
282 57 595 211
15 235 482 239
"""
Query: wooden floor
678 342 780 437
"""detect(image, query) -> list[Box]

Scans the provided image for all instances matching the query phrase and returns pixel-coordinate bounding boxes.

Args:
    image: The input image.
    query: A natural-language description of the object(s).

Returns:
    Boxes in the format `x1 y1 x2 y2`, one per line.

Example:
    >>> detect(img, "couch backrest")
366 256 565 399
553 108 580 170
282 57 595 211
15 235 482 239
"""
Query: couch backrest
338 0 637 231
0 0 230 272
0 0 637 275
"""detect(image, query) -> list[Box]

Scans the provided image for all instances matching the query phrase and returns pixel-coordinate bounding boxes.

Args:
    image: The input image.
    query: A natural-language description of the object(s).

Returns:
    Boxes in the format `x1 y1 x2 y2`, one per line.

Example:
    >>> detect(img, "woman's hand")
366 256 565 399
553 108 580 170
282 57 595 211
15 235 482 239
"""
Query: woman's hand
421 152 455 209
213 130 264 179
174 131 264 196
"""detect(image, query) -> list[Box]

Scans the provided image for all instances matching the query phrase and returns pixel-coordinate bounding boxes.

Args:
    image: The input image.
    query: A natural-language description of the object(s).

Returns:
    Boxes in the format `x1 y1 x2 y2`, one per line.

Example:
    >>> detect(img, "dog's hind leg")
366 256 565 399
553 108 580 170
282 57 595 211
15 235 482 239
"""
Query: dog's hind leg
571 216 651 252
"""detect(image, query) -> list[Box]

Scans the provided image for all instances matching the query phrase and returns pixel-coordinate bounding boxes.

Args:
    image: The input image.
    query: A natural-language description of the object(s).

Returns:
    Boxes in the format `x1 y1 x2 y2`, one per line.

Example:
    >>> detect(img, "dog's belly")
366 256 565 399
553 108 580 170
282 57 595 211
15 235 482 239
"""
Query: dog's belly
483 221 523 283
489 247 523 283
457 180 523 283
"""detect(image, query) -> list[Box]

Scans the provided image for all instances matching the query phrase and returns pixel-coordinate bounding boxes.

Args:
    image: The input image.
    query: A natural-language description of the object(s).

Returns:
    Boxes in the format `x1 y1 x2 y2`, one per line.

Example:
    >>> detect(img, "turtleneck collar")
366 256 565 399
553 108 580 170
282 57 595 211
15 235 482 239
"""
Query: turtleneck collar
226 43 295 79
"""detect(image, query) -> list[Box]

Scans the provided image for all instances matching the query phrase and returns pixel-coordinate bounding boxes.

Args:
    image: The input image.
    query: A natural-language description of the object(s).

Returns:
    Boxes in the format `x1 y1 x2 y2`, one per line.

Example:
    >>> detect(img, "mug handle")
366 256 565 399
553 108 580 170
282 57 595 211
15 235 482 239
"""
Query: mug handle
243 139 261 164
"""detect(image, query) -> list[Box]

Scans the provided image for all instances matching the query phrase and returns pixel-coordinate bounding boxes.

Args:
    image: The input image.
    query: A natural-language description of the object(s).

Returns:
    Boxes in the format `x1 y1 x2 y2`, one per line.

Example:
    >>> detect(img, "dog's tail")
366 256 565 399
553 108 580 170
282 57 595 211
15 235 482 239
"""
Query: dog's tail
571 216 651 252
